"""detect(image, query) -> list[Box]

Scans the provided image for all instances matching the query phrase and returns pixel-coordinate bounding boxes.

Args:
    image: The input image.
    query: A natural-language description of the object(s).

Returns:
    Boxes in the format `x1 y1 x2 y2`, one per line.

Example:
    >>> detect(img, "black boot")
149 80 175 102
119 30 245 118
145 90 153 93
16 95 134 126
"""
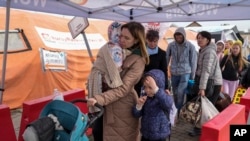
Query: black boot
188 127 201 136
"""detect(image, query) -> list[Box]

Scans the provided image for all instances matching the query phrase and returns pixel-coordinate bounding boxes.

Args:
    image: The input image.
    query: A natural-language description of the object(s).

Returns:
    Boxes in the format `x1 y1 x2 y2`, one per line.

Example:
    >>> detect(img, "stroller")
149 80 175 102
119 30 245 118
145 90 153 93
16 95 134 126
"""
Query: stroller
23 99 104 141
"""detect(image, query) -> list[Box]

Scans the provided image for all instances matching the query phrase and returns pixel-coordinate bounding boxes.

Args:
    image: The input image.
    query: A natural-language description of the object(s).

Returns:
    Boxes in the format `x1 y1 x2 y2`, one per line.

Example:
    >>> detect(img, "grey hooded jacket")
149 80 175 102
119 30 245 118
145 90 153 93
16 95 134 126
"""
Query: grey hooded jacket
166 27 198 79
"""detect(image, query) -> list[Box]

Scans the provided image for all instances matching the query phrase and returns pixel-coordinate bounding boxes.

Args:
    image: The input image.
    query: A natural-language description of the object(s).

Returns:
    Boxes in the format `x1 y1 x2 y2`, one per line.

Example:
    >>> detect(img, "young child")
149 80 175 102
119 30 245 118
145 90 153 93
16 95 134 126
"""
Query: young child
132 69 173 141
224 40 234 56
87 21 124 113
216 40 225 62
87 21 128 141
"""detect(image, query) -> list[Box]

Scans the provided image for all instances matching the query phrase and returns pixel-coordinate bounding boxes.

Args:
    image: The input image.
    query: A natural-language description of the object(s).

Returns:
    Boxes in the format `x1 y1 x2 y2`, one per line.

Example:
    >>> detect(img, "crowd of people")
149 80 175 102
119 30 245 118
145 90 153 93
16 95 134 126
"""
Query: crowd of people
87 21 250 141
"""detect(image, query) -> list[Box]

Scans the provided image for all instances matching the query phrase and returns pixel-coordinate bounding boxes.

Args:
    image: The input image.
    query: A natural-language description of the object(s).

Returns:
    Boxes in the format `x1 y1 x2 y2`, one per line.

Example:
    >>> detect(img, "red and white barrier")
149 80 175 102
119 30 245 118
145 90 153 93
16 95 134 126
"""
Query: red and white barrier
200 104 246 141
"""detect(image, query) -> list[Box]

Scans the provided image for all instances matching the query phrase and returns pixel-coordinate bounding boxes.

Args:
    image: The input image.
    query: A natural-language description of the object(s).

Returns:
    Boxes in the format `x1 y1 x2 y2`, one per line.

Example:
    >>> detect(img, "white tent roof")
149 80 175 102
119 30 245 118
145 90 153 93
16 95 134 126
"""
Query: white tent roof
185 25 239 33
1 0 250 22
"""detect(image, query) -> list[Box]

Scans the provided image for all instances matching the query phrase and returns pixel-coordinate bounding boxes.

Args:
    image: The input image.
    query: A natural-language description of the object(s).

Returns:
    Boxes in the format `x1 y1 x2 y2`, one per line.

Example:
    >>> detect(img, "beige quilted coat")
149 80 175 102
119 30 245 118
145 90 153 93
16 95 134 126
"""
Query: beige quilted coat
94 54 145 141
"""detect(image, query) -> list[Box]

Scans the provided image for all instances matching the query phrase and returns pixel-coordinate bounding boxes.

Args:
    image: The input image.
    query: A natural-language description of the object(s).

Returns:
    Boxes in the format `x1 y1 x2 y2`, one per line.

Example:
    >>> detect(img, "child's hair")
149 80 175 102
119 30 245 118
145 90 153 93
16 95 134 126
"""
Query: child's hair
226 40 234 46
146 29 159 41
229 40 248 71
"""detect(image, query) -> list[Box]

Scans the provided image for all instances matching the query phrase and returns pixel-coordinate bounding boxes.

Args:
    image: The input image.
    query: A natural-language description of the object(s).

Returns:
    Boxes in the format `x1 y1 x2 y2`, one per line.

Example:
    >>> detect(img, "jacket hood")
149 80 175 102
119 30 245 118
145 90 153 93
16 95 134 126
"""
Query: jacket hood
216 40 225 49
174 27 186 40
144 69 165 89
108 22 122 44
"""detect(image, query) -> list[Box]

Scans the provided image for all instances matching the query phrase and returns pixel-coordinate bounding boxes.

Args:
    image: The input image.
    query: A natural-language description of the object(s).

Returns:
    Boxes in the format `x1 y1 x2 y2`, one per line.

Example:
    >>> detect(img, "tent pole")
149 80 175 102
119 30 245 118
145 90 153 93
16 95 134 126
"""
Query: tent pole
0 0 11 104
81 32 95 64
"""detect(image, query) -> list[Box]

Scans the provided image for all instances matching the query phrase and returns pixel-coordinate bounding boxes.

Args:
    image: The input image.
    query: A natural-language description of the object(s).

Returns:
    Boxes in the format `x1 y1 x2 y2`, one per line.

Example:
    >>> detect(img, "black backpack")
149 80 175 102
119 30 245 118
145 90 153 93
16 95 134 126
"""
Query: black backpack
23 117 55 141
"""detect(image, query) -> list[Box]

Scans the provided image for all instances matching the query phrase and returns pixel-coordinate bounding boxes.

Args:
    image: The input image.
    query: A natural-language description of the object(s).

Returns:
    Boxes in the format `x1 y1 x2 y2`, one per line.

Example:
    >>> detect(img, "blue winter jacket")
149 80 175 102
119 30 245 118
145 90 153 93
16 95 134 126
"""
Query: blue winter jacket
132 69 173 140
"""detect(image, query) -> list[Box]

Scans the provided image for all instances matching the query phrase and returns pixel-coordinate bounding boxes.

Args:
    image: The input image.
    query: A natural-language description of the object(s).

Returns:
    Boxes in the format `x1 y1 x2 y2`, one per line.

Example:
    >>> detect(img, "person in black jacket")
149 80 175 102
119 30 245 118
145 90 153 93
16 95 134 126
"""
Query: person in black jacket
135 29 169 96
241 66 250 88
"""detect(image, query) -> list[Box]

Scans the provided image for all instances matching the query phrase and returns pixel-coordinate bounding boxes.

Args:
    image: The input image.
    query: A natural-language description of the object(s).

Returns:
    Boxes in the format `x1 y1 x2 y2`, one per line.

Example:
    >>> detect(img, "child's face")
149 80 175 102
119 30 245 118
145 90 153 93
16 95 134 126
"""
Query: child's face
225 41 232 49
143 76 155 97
217 44 224 53
231 45 241 56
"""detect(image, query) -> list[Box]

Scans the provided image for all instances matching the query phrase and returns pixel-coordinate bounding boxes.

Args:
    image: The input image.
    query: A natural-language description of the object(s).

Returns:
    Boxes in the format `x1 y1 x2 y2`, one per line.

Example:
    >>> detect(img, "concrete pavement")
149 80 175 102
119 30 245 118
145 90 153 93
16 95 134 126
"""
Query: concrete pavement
11 108 200 141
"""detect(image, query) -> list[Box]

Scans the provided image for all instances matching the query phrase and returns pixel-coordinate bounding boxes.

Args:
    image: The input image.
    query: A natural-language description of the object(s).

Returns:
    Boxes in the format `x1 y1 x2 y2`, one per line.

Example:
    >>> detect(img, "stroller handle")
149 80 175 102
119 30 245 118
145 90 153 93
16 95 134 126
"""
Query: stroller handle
70 98 104 135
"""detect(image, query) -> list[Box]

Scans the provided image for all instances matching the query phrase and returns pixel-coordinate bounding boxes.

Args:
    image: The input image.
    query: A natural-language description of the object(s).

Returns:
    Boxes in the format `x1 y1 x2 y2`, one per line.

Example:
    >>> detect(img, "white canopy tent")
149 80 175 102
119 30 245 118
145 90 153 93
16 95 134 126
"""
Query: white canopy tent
1 0 250 103
1 0 250 22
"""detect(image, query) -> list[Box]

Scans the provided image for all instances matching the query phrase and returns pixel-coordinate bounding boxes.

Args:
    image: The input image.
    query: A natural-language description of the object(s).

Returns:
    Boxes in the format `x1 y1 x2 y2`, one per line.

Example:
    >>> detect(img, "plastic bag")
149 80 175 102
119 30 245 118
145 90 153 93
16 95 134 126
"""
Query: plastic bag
200 96 219 125
169 102 178 127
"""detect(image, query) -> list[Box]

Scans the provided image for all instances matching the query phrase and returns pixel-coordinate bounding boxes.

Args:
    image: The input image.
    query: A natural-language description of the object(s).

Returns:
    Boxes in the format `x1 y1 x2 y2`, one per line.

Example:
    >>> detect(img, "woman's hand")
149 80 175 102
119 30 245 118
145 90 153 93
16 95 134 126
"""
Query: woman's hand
198 89 205 96
87 98 97 107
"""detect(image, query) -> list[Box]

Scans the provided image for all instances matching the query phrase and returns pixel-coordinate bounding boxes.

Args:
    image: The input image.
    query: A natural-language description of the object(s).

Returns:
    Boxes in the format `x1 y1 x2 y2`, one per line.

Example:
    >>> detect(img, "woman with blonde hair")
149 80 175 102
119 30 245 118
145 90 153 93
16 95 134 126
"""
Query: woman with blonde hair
220 40 249 100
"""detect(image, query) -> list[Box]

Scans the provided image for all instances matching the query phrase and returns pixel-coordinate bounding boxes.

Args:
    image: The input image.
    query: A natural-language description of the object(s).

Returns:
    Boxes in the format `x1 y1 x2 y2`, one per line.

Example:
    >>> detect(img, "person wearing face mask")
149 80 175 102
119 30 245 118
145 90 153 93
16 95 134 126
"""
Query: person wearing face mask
135 29 169 97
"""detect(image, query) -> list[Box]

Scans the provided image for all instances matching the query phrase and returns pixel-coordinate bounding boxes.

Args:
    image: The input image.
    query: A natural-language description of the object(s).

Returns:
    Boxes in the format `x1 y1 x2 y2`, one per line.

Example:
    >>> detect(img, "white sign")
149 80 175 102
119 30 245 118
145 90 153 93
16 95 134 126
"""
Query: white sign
143 22 170 39
35 26 107 50
68 17 89 39
39 48 67 71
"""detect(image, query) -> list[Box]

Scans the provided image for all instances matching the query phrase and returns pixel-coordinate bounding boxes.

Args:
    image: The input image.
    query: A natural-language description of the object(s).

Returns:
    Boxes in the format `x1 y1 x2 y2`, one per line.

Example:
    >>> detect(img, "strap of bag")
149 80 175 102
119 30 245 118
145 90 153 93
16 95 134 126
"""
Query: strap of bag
221 55 230 71
194 96 202 126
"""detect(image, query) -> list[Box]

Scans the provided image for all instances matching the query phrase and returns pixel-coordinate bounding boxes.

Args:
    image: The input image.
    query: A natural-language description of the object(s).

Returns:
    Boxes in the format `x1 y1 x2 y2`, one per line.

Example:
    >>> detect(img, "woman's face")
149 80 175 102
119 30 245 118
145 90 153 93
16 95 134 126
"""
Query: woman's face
119 28 137 49
197 34 209 48
231 44 241 56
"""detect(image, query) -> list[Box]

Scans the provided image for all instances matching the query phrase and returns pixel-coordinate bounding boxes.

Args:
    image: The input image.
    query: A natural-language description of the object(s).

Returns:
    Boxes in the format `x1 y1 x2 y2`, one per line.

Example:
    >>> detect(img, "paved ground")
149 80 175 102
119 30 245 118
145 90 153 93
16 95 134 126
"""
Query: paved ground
11 108 200 141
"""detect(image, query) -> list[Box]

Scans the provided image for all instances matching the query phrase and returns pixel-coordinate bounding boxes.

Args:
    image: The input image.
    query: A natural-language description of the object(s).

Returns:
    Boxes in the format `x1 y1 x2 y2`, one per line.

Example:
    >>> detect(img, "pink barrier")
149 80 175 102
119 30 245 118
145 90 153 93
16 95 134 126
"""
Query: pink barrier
18 89 88 141
200 104 246 141
240 87 250 120
0 104 17 141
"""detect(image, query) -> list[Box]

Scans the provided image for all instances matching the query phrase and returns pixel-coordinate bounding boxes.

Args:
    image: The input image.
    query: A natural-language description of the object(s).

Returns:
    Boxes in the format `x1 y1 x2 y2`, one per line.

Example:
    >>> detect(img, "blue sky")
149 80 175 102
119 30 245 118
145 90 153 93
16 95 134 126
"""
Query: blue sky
174 20 250 32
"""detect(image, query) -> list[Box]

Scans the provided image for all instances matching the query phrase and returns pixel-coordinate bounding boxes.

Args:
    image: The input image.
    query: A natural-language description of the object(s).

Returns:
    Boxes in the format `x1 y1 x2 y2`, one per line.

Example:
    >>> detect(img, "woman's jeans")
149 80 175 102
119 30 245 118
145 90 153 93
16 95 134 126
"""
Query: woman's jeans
171 73 190 112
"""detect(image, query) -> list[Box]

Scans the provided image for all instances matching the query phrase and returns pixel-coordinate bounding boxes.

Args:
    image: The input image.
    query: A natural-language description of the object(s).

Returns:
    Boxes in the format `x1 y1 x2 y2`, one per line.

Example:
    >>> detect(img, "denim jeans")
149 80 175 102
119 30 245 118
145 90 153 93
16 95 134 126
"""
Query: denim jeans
171 73 190 112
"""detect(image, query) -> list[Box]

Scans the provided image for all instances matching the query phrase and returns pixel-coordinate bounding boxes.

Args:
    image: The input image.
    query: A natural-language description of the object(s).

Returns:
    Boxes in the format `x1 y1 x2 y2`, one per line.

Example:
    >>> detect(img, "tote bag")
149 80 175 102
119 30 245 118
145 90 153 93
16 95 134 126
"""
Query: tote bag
180 96 201 125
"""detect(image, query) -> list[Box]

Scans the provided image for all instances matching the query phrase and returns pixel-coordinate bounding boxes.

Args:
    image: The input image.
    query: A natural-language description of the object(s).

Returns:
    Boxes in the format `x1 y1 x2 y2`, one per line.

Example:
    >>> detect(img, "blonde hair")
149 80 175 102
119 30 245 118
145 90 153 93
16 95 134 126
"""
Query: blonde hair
226 40 234 46
229 40 248 71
